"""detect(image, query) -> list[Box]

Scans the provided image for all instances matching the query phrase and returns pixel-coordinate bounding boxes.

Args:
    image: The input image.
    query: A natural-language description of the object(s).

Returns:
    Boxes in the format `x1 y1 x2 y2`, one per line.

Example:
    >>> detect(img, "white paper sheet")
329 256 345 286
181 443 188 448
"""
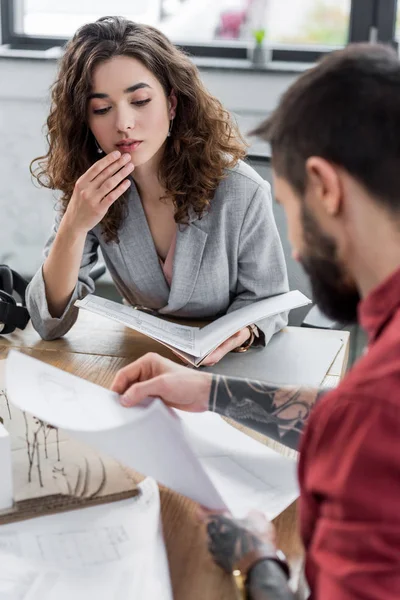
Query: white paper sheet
0 477 172 600
0 422 13 510
177 411 298 518
6 351 298 517
75 291 311 363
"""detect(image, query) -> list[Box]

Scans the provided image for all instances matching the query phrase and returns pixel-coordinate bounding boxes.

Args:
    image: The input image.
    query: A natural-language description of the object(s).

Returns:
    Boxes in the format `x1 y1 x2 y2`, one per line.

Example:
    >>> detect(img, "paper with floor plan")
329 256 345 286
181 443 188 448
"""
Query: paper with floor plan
0 477 172 600
75 290 311 366
5 351 298 517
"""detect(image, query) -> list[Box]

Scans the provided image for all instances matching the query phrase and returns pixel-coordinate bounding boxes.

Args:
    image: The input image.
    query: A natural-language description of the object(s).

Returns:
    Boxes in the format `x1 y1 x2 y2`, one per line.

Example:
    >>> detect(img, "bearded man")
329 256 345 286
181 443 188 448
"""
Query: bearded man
111 44 400 600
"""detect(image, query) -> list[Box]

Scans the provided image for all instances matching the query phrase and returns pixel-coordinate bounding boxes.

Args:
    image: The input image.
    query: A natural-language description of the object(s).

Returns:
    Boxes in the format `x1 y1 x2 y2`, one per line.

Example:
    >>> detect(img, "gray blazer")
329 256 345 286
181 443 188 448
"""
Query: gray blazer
27 160 289 341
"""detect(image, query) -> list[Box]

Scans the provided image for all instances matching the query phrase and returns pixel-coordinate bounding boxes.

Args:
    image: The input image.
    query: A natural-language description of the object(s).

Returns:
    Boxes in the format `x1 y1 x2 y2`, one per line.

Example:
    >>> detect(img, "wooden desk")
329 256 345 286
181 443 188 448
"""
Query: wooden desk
0 313 350 599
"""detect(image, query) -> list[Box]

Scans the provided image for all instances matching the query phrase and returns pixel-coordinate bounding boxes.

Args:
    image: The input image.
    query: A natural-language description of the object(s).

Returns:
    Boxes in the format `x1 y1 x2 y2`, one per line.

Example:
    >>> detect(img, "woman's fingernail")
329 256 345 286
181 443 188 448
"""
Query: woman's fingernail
120 395 130 407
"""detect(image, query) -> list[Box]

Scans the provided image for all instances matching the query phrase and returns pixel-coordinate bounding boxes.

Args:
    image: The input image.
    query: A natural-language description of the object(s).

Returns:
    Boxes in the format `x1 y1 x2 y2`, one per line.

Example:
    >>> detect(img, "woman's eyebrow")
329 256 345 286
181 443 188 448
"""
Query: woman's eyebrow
88 82 152 100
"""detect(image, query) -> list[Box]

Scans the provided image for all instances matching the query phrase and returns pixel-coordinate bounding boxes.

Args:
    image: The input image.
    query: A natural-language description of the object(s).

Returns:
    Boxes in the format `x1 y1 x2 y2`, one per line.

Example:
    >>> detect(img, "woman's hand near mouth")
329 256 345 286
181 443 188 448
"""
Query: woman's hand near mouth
64 151 134 234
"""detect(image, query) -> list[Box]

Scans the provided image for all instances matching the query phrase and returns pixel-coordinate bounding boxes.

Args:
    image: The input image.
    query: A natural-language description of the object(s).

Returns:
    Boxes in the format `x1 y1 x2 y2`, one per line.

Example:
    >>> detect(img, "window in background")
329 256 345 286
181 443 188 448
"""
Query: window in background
266 0 351 46
213 0 352 46
3 0 397 59
396 0 400 41
15 0 351 46
18 0 171 37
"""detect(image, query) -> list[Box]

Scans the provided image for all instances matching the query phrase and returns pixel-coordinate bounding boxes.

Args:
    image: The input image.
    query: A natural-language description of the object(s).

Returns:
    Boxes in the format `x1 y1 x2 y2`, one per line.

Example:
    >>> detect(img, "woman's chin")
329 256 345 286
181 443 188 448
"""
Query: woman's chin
131 148 164 172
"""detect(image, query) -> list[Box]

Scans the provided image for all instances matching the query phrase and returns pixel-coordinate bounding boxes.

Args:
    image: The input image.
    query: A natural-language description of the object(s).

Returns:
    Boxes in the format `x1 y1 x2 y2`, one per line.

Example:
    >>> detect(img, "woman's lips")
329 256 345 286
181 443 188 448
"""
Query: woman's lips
116 141 142 153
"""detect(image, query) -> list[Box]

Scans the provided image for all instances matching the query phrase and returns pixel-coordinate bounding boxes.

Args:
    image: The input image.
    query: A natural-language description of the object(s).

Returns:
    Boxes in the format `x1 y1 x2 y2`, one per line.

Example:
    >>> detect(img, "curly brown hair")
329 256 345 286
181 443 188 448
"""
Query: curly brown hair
31 16 248 242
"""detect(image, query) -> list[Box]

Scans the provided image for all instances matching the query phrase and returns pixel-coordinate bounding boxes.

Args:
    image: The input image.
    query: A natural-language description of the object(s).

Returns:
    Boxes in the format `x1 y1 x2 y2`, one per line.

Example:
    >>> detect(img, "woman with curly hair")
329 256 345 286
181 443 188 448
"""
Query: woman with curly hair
26 16 288 364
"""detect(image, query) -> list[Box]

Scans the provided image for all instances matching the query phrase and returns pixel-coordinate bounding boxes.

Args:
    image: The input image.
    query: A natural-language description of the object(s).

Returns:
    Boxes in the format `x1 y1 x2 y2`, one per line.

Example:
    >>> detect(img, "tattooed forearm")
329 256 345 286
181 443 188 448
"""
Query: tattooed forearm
206 514 293 600
207 514 263 572
246 561 295 600
209 375 328 450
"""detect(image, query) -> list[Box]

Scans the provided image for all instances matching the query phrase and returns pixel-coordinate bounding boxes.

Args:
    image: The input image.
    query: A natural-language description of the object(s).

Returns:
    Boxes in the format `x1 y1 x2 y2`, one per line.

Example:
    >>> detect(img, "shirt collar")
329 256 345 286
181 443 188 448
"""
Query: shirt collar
358 266 400 344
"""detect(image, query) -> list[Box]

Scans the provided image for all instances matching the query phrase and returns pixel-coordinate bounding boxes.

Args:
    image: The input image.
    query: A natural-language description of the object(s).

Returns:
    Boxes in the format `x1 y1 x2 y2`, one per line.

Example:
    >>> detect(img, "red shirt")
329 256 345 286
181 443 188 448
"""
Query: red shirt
299 267 400 599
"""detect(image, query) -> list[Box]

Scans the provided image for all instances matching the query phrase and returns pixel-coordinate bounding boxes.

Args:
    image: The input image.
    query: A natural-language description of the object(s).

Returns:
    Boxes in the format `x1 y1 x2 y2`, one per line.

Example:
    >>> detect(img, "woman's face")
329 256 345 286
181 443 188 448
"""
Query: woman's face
87 55 176 169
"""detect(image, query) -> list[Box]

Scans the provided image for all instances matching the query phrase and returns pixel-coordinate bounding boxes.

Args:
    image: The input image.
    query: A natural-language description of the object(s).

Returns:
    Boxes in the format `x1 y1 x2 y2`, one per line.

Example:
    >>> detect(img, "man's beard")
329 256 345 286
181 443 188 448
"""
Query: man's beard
300 207 360 324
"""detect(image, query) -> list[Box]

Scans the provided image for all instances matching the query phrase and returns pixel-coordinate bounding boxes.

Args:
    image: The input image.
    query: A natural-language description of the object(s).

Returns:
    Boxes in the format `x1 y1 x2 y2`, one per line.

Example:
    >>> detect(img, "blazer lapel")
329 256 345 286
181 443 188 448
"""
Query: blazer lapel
162 216 208 313
117 183 171 305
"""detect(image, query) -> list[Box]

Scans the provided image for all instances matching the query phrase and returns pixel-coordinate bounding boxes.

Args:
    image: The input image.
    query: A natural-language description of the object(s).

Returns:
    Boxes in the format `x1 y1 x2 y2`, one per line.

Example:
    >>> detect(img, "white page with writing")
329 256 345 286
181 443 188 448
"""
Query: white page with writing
75 291 311 360
0 477 172 600
75 295 199 354
6 351 298 516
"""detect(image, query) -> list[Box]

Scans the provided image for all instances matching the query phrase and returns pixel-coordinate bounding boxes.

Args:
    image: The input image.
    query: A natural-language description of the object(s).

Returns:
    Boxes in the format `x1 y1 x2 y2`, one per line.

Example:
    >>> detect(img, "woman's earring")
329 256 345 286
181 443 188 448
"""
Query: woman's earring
167 119 174 137
95 139 104 154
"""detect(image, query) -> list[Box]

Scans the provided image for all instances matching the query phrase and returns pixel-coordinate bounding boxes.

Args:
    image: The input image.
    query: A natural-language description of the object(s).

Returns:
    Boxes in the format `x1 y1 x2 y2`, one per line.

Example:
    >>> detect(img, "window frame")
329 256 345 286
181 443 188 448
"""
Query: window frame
1 0 398 62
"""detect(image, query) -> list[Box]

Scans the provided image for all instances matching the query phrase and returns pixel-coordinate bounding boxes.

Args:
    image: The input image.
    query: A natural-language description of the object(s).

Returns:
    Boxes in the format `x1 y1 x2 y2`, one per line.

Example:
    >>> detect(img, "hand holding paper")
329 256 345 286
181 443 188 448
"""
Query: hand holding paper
112 352 212 411
5 351 298 517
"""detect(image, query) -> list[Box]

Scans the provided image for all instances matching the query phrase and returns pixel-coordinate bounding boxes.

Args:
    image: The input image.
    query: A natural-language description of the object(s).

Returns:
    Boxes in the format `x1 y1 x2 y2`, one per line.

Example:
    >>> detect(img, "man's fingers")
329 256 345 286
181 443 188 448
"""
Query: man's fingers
111 353 167 394
111 355 150 394
119 375 167 407
111 366 135 395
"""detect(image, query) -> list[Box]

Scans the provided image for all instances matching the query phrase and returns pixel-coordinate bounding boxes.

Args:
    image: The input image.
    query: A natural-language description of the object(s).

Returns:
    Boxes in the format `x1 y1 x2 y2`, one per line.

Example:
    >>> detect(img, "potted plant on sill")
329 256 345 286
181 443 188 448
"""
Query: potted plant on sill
251 28 270 66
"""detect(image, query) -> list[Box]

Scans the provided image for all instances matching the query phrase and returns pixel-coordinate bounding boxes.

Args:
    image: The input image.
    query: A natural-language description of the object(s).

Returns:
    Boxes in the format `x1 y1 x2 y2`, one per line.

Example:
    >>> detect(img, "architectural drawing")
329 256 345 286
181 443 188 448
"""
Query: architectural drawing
0 360 137 509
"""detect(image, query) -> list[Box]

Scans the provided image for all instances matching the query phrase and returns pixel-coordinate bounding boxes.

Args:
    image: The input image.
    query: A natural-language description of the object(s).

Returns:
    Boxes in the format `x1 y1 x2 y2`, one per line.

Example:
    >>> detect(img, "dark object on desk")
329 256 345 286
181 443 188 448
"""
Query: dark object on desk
0 262 106 337
0 265 30 334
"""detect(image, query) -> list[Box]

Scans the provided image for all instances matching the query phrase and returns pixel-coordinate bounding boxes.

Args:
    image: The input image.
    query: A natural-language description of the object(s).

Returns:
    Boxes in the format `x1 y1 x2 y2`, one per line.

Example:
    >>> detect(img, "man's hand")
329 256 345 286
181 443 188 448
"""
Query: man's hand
204 511 276 572
111 352 212 411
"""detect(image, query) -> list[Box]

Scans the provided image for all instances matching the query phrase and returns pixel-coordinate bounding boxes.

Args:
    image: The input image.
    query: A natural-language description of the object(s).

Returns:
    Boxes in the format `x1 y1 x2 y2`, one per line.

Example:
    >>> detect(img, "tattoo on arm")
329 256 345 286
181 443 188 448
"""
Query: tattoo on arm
246 561 296 600
207 514 261 572
209 375 328 450
206 515 294 600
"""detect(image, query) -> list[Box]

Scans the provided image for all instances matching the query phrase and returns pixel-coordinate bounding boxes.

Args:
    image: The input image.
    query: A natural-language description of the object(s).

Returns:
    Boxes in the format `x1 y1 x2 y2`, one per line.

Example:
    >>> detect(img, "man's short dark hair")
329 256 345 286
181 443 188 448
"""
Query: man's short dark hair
252 44 400 213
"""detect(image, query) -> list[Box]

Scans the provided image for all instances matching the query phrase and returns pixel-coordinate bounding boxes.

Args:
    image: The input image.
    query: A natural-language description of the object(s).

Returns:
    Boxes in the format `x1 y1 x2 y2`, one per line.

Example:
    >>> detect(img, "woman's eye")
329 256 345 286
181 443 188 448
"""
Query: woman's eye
93 107 110 115
132 99 151 107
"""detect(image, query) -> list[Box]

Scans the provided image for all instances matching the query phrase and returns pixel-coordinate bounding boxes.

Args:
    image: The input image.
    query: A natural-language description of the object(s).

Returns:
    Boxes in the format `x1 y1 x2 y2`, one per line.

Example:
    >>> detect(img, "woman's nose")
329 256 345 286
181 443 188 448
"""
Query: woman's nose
116 107 135 133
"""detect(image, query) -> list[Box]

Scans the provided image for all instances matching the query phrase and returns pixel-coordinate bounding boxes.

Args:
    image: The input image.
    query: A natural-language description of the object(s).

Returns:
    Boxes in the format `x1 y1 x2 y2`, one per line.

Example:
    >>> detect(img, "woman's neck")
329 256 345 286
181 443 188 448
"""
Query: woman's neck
132 148 166 203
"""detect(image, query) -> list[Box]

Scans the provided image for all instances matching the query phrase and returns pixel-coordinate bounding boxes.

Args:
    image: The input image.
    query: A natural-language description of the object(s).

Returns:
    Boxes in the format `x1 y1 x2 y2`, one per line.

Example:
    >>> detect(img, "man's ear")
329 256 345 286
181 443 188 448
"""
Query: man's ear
168 89 178 119
305 156 343 217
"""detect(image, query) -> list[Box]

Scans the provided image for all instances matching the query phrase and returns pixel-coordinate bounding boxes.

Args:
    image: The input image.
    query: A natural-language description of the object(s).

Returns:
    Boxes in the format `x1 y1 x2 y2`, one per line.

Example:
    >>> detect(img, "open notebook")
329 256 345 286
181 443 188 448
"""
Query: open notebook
5 351 299 518
75 290 311 366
